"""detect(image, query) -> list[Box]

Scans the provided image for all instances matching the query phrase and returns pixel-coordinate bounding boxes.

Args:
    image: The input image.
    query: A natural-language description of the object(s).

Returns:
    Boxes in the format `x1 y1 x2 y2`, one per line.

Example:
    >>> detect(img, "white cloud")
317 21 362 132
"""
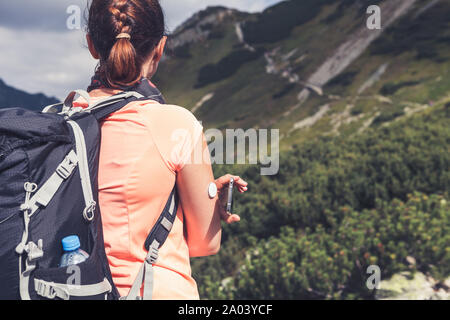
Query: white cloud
0 27 96 100
0 1 282 100
0 0 87 32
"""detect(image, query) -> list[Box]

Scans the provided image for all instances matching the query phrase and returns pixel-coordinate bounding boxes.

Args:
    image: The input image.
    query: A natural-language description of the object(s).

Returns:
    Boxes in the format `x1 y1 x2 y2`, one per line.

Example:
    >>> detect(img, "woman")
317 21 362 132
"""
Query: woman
76 0 248 299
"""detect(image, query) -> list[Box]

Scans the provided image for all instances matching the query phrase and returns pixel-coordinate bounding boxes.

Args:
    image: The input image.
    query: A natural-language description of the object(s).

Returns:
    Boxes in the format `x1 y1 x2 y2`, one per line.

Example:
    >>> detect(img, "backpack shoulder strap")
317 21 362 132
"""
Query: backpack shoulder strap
90 93 143 122
87 79 174 300
144 186 179 252
90 79 166 122
124 186 179 300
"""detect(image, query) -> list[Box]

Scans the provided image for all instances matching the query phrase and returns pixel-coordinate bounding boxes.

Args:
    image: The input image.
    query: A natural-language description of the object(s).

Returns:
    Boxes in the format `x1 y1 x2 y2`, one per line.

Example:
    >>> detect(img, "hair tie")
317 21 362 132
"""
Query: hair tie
116 33 131 40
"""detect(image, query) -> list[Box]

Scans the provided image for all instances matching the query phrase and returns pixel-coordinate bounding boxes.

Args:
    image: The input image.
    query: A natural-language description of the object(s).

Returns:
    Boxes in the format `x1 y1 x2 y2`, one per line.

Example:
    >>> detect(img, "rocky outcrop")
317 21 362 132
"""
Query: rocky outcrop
166 7 238 51
285 0 418 116
290 104 330 132
191 92 214 114
376 272 450 300
358 63 389 95
235 22 256 53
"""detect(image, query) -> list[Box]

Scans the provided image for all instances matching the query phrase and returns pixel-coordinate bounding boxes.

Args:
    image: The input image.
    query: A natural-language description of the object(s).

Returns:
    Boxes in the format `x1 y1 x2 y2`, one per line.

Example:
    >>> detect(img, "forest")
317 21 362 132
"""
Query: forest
191 102 449 299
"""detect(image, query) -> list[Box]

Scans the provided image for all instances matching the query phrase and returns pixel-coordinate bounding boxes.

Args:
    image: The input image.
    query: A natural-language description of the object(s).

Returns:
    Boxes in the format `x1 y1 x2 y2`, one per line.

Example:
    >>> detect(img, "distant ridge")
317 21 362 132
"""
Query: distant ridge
0 78 59 111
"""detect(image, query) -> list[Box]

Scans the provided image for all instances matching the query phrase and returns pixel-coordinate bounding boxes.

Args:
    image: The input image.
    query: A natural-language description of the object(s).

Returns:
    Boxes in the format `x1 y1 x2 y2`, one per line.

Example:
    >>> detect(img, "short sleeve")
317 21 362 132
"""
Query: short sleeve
142 104 204 173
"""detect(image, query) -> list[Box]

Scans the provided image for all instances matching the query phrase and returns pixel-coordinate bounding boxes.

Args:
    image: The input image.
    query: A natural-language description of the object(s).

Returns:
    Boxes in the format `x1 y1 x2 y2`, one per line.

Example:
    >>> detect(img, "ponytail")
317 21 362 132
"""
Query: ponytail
106 36 141 87
88 0 166 88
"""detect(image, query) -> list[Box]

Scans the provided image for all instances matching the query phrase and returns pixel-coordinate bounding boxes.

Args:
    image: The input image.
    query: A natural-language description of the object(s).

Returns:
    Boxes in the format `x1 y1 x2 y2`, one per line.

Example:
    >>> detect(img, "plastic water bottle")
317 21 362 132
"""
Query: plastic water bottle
59 235 89 267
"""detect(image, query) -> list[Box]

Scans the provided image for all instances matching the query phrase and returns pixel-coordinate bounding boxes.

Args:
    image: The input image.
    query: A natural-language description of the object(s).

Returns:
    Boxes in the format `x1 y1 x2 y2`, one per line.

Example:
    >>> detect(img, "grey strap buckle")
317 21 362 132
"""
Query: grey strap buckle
146 241 160 265
56 151 79 180
34 278 112 300
160 217 173 232
34 280 70 300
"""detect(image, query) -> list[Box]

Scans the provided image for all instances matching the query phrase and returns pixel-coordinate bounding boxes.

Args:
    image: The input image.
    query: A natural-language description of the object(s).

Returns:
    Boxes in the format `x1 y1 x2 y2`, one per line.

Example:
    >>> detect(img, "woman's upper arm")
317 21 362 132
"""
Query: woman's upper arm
142 104 221 257
176 133 222 257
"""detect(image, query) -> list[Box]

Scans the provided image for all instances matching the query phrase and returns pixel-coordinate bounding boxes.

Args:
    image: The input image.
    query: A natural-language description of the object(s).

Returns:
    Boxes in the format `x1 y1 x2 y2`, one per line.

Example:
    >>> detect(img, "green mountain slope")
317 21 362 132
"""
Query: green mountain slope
155 0 450 150
191 87 450 300
154 0 450 300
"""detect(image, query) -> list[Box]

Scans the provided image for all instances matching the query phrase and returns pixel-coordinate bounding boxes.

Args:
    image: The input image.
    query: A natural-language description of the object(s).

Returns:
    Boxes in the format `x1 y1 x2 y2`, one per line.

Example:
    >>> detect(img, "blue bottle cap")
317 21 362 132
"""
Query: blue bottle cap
62 235 81 252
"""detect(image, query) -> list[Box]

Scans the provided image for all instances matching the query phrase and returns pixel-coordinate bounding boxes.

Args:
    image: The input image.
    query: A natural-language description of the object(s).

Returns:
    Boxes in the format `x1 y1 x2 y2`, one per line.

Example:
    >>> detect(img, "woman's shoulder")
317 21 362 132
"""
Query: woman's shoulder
135 101 203 146
136 102 204 172
137 102 200 127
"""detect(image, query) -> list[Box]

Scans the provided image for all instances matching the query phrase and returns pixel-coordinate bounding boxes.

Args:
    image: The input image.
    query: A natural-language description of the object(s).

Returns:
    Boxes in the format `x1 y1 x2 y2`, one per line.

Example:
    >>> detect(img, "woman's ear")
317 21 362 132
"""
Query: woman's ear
86 34 100 60
153 36 167 63
141 36 168 79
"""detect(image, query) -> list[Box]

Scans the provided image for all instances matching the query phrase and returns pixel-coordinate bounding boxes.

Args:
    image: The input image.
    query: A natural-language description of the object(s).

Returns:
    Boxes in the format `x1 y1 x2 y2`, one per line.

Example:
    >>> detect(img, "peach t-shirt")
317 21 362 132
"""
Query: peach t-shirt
74 92 204 299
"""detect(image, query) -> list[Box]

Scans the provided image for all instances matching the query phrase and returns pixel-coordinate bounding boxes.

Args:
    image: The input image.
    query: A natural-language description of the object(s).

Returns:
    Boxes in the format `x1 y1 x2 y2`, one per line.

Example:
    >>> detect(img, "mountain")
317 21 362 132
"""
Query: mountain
154 0 450 149
0 0 447 300
0 78 59 111
154 0 450 300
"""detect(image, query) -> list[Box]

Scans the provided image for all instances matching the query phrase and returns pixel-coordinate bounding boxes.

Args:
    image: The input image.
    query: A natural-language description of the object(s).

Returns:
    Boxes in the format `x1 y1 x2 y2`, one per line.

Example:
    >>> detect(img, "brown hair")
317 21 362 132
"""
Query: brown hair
87 0 166 88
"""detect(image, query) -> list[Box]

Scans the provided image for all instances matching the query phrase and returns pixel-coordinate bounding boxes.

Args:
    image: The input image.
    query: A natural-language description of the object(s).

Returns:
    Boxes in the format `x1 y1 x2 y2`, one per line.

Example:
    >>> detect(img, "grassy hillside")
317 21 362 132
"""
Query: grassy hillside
283 0 450 146
155 0 450 150
153 0 450 299
192 98 450 300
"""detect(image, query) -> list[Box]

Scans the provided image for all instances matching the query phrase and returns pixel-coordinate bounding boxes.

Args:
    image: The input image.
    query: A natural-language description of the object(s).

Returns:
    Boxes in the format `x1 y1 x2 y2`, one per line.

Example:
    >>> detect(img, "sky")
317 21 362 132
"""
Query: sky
0 0 282 100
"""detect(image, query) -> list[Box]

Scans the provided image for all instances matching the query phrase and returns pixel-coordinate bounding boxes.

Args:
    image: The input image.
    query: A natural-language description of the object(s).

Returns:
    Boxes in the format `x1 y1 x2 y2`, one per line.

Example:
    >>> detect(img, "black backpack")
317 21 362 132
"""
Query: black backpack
0 80 178 300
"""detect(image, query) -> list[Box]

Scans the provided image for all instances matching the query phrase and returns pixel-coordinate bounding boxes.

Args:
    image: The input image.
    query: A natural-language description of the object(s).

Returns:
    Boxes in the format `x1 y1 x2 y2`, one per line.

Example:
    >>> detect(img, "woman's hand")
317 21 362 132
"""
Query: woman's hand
215 174 248 224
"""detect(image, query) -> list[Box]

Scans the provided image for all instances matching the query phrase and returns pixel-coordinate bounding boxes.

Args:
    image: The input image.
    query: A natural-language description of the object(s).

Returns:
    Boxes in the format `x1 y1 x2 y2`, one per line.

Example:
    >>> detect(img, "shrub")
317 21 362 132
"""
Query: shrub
195 48 264 88
351 105 364 116
379 81 420 96
172 44 192 59
272 83 296 100
327 71 358 88
232 193 449 300
242 0 329 44
370 110 405 126
192 105 449 299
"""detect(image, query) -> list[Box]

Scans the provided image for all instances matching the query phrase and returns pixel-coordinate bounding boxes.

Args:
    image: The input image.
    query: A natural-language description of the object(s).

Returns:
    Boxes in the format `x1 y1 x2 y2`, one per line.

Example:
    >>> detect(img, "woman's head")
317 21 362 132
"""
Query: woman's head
87 0 167 88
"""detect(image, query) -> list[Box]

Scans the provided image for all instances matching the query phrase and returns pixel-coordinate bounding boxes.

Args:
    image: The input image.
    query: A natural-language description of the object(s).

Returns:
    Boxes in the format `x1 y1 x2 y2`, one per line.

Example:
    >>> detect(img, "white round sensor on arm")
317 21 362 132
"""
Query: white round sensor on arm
208 182 217 199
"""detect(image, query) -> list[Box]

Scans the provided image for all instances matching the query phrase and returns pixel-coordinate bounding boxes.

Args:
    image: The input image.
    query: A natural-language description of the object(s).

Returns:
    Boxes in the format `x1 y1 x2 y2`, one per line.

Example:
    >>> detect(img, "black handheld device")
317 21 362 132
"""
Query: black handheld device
226 178 234 214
